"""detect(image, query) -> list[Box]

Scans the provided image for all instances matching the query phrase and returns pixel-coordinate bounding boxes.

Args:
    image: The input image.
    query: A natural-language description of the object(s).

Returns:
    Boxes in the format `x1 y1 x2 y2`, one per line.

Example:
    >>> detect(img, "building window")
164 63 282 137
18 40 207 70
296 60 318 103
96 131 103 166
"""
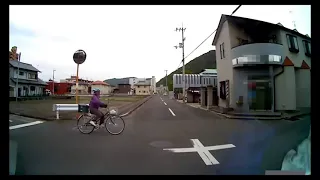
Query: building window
209 78 211 85
191 75 193 84
28 73 37 79
137 86 140 88
220 81 226 99
19 71 24 76
286 34 299 53
220 43 225 59
303 40 311 57
30 86 35 91
175 75 178 83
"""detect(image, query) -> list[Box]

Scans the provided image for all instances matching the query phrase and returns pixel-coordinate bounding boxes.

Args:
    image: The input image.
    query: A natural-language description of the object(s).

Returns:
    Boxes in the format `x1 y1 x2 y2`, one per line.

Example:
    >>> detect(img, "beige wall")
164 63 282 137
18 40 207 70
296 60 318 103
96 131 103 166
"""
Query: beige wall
275 66 296 111
135 85 151 95
91 84 111 95
71 84 88 94
276 30 311 110
295 69 311 109
215 21 234 108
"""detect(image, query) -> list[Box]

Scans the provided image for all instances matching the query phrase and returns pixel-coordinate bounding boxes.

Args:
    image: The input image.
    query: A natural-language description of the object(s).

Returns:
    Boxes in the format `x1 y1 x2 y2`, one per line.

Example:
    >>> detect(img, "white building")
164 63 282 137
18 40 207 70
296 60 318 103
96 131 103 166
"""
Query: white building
129 76 156 94
9 60 47 98
91 81 112 95
212 14 311 113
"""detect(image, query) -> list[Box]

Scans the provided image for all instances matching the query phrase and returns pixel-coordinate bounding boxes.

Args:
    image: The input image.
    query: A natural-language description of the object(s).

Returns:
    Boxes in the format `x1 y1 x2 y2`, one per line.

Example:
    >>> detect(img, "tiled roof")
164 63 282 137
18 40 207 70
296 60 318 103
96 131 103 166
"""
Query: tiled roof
10 78 47 86
212 14 311 45
91 81 109 86
9 60 40 72
135 81 151 86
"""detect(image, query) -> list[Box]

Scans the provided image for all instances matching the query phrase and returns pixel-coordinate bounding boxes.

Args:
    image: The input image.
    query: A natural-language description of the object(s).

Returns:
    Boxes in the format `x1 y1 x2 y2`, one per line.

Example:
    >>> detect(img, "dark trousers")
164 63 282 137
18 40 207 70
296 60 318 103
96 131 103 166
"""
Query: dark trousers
90 108 104 125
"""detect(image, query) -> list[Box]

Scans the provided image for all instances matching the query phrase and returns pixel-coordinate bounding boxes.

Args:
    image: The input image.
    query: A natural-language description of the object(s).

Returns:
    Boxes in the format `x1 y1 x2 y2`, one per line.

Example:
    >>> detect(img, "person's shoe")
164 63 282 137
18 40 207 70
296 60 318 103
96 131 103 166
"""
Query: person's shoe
89 121 97 127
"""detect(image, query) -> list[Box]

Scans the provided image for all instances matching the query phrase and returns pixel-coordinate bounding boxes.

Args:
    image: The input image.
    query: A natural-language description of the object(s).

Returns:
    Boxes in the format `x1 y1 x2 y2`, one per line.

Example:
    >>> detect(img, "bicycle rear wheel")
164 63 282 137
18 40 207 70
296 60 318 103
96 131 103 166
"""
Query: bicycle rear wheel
105 115 125 135
77 114 95 134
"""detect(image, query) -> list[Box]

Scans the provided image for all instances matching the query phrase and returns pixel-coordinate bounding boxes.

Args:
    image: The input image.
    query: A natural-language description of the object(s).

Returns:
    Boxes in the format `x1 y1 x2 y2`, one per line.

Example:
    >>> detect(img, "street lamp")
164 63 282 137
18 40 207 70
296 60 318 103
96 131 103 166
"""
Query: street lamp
52 70 56 95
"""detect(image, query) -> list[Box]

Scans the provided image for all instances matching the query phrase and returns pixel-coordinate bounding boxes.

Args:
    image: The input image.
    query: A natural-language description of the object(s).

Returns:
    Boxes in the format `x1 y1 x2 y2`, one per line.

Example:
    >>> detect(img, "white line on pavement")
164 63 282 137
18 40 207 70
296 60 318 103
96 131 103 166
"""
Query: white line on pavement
9 121 44 130
9 120 13 122
163 139 236 165
192 139 219 165
164 102 167 105
168 108 176 116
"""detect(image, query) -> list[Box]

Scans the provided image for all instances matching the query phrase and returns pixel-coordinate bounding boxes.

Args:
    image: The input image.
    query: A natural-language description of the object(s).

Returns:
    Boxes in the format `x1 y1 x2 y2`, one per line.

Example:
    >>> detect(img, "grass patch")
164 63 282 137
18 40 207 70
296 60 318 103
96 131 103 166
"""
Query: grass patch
9 95 145 120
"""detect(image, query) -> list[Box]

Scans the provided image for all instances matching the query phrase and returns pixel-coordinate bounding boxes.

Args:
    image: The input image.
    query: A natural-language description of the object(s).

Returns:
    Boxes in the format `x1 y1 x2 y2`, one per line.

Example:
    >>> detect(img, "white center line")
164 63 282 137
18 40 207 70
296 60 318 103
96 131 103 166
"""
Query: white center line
168 108 176 116
9 121 44 130
163 102 167 105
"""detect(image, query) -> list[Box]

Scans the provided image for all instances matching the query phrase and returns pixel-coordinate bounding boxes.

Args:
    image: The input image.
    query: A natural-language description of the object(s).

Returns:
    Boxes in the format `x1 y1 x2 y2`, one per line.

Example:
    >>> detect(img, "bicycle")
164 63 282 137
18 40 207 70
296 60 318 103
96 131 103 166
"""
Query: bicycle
77 105 125 135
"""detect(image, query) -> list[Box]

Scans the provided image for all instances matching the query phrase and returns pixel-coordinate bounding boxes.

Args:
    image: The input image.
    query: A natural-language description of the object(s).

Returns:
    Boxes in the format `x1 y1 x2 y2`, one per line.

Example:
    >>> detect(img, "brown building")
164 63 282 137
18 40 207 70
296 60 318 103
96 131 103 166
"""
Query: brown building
118 84 131 94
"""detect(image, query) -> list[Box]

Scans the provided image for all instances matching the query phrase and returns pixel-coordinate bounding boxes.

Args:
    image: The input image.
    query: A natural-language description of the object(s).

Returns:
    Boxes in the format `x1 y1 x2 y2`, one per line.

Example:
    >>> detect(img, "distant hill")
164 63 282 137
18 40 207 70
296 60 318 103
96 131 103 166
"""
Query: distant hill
156 50 216 91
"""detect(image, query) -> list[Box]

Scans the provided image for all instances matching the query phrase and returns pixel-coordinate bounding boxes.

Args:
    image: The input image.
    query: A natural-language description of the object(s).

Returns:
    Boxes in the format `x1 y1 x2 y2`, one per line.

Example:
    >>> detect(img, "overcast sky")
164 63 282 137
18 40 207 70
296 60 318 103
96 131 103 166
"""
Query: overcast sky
9 5 310 82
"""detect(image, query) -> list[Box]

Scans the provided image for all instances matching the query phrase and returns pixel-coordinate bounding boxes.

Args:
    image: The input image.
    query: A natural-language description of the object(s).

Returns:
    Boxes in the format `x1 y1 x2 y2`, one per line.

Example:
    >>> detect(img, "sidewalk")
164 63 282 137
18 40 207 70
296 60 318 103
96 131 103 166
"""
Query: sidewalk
176 100 309 120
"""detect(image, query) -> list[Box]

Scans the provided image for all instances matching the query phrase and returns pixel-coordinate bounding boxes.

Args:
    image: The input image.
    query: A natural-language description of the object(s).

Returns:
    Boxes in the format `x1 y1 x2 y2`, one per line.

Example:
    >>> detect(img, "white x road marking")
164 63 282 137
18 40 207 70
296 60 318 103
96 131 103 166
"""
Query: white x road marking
163 139 236 165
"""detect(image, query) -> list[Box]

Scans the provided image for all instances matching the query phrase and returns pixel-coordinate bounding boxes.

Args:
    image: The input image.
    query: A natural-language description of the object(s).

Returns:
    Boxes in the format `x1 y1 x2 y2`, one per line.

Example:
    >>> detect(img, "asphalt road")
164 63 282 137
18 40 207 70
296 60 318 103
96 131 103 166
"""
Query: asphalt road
9 95 311 175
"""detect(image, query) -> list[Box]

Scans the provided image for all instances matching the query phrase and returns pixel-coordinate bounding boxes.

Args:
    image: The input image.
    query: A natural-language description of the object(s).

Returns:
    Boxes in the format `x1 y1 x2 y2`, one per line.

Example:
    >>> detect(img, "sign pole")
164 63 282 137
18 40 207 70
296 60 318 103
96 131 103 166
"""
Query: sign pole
73 49 86 106
75 64 80 104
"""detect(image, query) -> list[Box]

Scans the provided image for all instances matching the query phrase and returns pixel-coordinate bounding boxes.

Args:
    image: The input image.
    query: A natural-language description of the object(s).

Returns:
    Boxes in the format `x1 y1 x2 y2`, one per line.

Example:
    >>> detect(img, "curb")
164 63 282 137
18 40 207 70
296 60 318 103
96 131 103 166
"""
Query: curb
119 95 153 117
9 96 153 121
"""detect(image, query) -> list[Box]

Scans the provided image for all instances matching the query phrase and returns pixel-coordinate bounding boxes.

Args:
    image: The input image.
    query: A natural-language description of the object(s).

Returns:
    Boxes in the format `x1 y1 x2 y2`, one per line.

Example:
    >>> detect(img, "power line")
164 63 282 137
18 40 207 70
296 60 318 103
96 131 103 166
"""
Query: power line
174 5 242 72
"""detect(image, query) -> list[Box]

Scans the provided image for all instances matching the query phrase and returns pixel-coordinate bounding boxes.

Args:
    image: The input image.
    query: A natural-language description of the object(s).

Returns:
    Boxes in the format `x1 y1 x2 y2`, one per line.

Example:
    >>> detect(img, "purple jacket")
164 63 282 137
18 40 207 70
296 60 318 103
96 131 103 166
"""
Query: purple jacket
89 94 105 109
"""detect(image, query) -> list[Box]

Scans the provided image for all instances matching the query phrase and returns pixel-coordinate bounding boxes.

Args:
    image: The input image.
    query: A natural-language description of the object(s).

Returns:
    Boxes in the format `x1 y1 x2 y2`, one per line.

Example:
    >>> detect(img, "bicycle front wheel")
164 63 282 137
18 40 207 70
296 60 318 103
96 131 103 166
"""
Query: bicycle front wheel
77 114 95 134
105 115 125 135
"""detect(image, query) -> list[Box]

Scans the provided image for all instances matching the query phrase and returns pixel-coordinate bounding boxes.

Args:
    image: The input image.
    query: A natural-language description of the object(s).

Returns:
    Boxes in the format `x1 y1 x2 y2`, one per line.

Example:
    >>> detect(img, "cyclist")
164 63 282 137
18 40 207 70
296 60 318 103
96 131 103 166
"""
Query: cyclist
89 88 108 128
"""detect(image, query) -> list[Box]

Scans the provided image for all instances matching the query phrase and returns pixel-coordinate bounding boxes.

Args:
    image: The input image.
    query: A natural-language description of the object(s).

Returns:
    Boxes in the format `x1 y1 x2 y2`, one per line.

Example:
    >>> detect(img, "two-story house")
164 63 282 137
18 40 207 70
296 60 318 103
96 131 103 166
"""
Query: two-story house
9 60 47 98
212 15 311 113
134 81 151 95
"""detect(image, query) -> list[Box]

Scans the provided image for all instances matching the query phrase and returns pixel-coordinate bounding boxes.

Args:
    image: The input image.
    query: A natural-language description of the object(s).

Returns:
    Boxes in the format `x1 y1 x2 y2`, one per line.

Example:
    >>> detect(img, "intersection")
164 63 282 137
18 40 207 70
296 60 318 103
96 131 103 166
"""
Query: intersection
9 95 310 175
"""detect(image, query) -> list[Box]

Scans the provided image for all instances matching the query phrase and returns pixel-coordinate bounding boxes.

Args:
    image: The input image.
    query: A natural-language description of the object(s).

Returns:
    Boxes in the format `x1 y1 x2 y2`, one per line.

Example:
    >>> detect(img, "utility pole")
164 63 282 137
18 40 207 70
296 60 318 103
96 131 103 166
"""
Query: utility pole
174 23 186 103
15 51 21 102
165 70 168 94
52 70 56 95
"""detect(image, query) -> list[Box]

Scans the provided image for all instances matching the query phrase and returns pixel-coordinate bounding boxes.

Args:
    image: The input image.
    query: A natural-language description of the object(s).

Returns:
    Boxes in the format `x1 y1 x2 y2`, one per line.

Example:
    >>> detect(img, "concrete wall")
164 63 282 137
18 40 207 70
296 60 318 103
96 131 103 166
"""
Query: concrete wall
295 69 311 109
275 66 296 111
215 21 233 108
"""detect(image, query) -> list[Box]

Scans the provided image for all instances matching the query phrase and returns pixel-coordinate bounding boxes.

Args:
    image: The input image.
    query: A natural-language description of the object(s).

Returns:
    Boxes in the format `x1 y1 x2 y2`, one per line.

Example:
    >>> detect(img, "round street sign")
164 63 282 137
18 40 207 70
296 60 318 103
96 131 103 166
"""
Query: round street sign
73 50 86 64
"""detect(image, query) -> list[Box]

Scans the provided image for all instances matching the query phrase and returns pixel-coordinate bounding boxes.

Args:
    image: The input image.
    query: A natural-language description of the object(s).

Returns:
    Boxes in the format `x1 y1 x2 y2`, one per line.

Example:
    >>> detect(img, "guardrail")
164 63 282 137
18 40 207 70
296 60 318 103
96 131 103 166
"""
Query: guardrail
52 104 89 119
